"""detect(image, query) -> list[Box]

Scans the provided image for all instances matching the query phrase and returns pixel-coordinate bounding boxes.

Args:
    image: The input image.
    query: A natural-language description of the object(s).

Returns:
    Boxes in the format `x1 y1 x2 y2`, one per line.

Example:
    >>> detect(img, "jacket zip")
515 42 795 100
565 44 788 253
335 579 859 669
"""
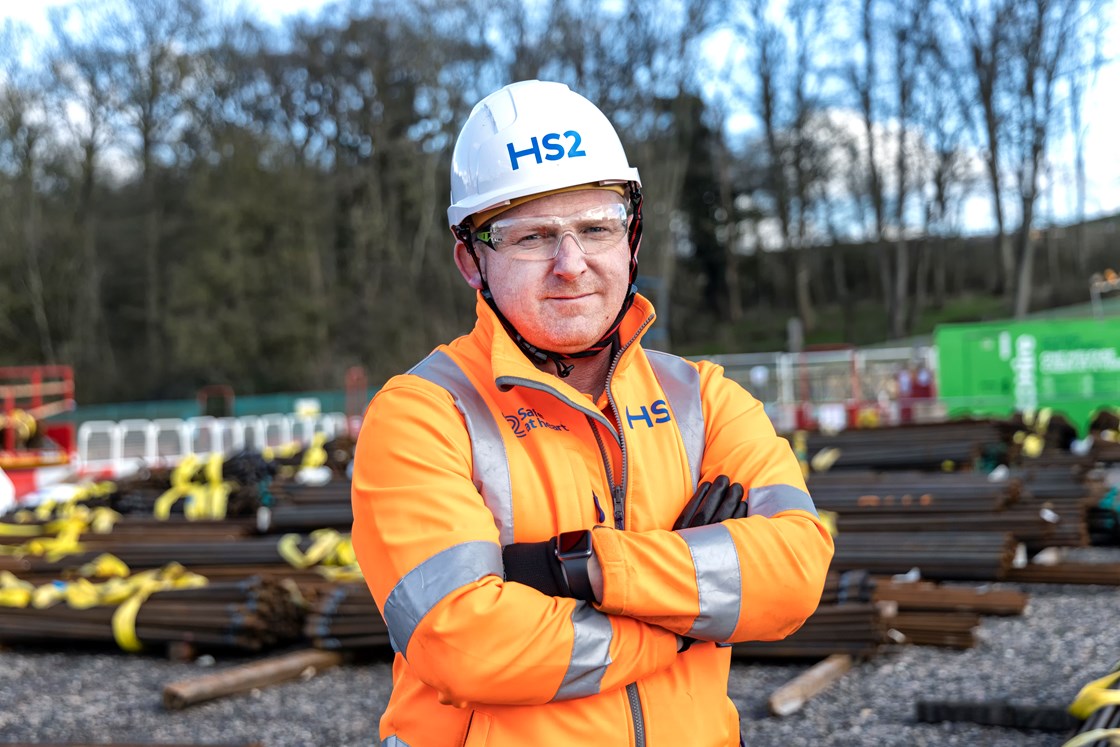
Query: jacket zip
604 315 653 747
502 313 655 747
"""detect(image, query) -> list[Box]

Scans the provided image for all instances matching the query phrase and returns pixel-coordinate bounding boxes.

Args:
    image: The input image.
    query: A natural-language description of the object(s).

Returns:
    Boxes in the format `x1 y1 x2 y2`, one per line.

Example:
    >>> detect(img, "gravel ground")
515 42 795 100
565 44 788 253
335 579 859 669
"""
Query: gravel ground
1 546 1117 747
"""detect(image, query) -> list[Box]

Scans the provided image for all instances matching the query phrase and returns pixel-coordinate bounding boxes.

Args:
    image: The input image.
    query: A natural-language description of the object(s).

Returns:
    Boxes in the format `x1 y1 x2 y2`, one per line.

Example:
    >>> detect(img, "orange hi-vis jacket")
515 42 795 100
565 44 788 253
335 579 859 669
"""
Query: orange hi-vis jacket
352 292 834 747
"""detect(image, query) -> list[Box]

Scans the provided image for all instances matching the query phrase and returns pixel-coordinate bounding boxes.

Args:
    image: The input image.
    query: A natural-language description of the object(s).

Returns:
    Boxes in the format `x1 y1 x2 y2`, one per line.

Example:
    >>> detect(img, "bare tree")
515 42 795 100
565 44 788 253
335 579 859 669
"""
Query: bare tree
886 0 934 338
47 4 121 390
1004 0 1106 317
948 0 1017 298
736 0 826 332
105 0 207 380
0 26 56 362
847 0 893 316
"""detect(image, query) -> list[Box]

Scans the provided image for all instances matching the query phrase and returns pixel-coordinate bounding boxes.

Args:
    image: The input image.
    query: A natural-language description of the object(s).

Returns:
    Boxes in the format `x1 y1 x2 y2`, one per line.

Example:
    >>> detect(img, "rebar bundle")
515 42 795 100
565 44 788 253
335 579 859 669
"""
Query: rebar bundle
304 582 389 650
0 576 302 651
886 610 980 649
1003 561 1120 585
830 531 1018 581
731 603 889 660
801 419 1007 471
872 580 1028 616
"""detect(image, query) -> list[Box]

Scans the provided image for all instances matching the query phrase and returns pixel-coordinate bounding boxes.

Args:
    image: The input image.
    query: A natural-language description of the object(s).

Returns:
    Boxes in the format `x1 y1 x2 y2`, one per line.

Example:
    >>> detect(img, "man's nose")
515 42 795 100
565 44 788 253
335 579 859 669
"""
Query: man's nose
551 232 588 274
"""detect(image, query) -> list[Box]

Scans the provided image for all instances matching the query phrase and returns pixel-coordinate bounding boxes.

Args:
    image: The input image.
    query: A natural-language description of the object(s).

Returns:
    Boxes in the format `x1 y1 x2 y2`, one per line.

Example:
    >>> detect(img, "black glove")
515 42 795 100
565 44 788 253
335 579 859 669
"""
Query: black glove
502 539 572 598
673 475 747 530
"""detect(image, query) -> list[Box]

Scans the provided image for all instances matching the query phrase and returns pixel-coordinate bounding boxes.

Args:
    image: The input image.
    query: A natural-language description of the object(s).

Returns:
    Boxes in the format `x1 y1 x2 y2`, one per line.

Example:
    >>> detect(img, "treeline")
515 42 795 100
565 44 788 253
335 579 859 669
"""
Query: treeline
0 0 1112 403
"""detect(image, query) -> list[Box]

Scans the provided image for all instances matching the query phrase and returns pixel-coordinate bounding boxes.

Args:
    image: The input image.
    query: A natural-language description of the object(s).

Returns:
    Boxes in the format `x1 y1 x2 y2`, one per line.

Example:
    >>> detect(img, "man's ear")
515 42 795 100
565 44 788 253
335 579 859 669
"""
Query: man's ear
454 240 484 290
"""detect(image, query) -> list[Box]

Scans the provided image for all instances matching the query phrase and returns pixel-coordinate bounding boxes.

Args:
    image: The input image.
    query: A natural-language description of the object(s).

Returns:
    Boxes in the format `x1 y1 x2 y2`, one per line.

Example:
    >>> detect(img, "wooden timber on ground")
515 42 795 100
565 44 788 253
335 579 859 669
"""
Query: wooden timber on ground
162 648 343 710
767 653 853 716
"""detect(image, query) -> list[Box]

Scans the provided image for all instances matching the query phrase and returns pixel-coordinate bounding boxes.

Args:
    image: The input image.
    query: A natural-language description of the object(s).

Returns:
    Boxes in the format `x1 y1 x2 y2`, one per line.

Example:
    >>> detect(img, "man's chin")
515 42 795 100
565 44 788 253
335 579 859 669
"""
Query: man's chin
528 330 607 356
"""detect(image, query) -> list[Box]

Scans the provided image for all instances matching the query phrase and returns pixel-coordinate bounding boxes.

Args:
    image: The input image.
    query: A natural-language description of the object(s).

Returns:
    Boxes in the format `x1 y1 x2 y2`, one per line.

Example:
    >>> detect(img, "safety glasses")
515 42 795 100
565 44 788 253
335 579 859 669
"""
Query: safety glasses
474 203 630 261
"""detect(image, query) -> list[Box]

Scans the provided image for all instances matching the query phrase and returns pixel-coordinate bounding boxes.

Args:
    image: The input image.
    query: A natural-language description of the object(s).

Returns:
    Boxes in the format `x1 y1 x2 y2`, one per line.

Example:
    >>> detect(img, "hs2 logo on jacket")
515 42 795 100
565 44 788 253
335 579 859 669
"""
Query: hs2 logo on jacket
625 400 672 429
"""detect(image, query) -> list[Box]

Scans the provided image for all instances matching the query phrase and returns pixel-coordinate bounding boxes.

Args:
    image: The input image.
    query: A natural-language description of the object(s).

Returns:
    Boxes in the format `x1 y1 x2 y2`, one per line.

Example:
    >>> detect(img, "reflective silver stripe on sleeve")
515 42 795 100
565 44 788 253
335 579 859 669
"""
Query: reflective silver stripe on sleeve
679 523 741 641
747 484 819 519
382 540 503 657
410 351 515 546
554 602 614 701
646 350 705 491
382 737 410 747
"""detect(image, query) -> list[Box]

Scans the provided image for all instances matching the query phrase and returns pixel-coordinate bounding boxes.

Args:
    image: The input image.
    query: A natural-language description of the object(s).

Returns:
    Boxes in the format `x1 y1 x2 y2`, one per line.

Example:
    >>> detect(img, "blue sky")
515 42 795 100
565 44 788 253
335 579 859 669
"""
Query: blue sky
3 0 1118 229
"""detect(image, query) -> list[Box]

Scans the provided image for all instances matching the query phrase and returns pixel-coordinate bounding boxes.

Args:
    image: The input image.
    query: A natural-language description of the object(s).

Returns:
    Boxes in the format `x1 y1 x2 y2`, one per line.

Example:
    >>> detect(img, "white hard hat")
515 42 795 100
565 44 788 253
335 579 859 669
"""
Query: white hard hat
447 80 641 228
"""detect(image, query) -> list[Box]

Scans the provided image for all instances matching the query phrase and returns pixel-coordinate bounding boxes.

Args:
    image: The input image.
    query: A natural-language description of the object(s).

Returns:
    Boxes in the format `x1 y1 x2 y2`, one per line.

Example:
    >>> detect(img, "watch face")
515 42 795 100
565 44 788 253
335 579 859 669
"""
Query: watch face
557 530 591 556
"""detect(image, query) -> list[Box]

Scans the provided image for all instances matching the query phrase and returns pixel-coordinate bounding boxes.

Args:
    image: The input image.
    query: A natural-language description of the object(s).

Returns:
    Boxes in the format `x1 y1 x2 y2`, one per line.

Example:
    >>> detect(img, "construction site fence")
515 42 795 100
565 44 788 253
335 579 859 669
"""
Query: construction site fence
700 345 937 433
66 345 936 471
75 412 354 475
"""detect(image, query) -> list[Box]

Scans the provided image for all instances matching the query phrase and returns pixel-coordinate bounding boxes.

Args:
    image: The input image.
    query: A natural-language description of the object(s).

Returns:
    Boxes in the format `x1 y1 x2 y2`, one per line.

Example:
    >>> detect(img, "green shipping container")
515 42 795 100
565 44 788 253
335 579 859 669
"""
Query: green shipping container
934 317 1120 434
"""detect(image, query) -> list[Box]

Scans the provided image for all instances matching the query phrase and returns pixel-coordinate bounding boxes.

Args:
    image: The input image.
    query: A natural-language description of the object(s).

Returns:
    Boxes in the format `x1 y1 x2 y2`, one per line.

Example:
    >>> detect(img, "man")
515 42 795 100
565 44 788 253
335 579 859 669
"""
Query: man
351 80 834 747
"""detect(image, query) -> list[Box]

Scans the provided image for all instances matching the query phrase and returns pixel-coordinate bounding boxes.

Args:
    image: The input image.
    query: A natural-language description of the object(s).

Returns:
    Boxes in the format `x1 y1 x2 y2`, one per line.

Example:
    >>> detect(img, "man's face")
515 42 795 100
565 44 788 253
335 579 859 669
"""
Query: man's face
455 189 632 355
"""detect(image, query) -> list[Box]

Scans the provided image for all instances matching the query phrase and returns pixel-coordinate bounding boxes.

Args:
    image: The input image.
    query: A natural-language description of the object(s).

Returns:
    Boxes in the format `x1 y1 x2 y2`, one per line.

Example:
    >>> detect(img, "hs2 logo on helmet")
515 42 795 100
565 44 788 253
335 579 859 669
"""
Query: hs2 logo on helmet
507 131 587 171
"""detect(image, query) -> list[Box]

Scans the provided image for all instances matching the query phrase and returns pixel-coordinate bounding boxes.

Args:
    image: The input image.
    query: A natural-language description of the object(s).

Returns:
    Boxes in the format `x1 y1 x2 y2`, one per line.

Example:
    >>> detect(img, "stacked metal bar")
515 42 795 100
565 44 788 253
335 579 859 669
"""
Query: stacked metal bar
0 576 301 651
1 535 335 576
255 480 353 533
829 531 1018 581
1003 561 1120 585
304 582 389 650
731 603 889 660
802 419 1008 472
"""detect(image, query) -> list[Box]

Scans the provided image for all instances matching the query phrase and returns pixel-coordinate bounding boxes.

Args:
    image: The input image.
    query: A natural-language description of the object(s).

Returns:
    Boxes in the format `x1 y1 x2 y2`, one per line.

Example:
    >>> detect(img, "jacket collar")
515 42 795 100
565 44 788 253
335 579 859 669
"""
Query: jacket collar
470 291 657 387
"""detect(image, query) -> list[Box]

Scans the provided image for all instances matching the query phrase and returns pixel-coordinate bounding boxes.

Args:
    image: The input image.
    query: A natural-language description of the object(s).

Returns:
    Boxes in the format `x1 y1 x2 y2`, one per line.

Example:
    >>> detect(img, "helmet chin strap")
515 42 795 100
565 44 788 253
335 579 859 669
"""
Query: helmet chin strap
456 183 644 379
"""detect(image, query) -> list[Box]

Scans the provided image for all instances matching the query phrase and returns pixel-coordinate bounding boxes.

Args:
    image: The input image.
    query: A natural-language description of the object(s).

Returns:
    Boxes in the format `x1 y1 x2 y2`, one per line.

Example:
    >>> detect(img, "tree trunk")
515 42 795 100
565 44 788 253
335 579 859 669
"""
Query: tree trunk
22 167 55 362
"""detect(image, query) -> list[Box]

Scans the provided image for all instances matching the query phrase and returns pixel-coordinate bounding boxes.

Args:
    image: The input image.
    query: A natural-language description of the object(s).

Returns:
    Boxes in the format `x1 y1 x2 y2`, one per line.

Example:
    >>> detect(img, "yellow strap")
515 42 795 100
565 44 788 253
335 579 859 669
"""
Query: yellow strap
332 536 356 566
300 433 328 468
63 578 102 609
276 534 305 567
810 447 841 473
306 528 343 565
20 517 87 561
263 441 301 463
31 582 65 609
277 529 343 569
818 509 839 537
1061 728 1120 747
110 563 209 652
154 454 201 520
89 507 121 534
111 591 147 652
791 430 809 480
200 452 231 520
0 587 32 607
0 571 35 608
317 564 365 582
78 553 130 579
276 528 338 568
0 522 45 538
1069 669 1120 719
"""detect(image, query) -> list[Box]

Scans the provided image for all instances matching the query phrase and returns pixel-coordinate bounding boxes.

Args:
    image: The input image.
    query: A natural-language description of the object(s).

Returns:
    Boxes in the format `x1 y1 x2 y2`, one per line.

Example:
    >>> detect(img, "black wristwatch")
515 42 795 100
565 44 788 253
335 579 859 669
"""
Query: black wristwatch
554 529 595 603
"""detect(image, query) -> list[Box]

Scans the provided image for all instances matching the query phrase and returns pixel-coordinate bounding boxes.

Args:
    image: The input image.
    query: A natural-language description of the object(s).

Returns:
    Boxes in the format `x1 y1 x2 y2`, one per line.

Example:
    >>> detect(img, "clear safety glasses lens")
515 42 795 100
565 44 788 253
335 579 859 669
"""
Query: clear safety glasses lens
476 203 630 261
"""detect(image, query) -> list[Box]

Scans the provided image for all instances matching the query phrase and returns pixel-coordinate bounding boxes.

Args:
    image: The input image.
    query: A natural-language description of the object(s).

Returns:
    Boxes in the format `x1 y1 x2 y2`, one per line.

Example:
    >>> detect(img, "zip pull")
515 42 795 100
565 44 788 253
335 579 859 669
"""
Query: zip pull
611 484 626 529
591 492 607 524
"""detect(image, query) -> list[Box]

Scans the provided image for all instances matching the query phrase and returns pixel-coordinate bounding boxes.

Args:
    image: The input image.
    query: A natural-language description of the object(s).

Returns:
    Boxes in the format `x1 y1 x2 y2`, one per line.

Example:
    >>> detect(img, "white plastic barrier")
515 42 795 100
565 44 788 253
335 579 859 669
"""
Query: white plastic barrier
75 412 349 476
